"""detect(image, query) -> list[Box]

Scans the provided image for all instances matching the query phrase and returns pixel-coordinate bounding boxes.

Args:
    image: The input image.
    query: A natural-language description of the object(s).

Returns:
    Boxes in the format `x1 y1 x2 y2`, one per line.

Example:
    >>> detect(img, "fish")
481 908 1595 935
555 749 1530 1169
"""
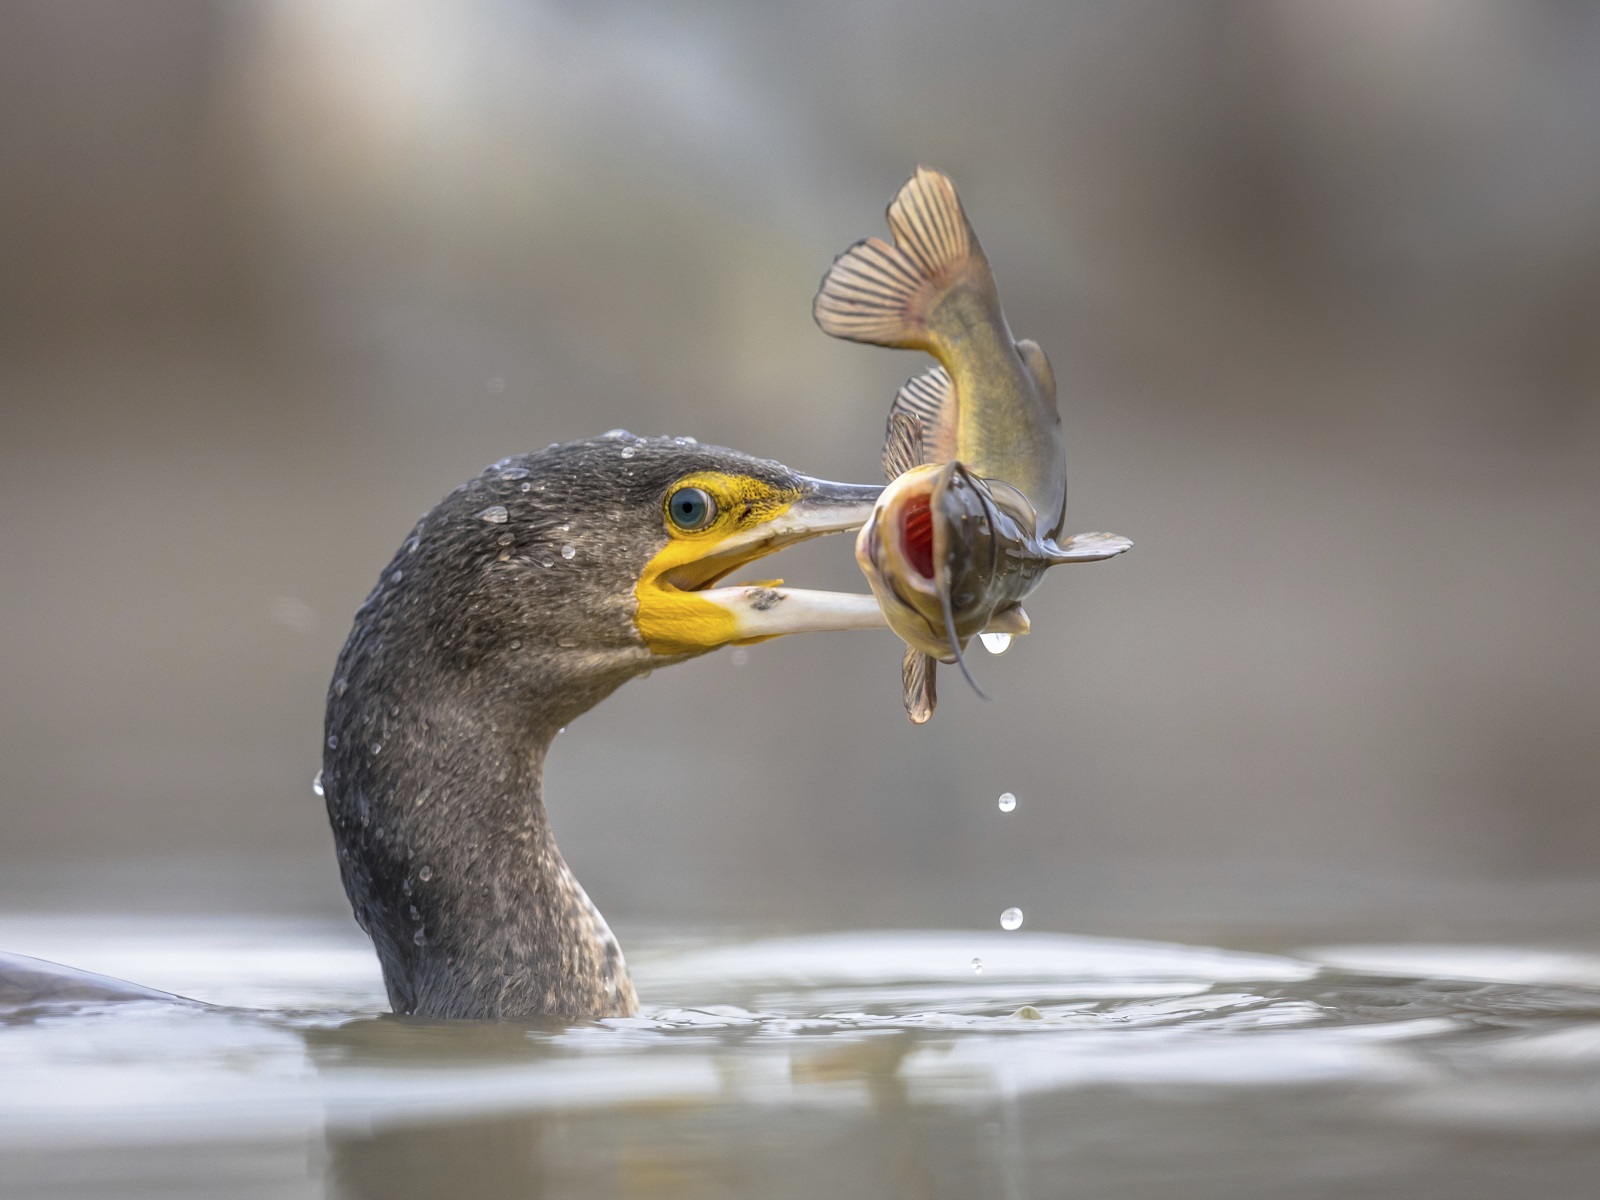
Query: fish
814 166 1131 721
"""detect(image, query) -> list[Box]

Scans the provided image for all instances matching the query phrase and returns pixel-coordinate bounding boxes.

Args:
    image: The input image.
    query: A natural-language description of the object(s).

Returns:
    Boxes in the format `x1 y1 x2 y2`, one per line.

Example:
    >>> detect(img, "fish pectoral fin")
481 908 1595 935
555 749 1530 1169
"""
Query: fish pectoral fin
1047 532 1133 563
1014 338 1057 404
983 604 1030 636
902 646 937 724
813 166 986 352
882 411 926 480
890 366 957 464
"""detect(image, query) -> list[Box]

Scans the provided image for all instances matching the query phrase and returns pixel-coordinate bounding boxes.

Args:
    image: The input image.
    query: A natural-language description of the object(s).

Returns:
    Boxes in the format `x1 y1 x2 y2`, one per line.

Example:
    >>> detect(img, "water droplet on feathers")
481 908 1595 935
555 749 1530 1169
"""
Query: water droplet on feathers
478 506 509 524
418 865 433 882
619 446 636 459
560 545 576 560
499 468 529 481
311 771 324 797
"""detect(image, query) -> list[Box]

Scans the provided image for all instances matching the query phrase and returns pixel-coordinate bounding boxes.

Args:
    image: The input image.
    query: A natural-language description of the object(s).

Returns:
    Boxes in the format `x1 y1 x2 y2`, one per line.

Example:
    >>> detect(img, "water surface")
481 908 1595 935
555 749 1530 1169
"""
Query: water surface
4 916 1600 1199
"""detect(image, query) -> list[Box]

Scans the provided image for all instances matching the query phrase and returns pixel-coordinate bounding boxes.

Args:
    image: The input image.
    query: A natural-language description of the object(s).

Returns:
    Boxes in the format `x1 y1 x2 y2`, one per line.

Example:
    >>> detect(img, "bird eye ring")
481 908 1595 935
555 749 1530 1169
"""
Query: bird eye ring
666 487 716 531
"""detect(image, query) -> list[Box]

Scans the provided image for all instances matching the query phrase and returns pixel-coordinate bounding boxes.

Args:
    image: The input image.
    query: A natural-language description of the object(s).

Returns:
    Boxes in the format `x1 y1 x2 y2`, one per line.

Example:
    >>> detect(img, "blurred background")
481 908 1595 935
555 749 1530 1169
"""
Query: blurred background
2 0 1597 948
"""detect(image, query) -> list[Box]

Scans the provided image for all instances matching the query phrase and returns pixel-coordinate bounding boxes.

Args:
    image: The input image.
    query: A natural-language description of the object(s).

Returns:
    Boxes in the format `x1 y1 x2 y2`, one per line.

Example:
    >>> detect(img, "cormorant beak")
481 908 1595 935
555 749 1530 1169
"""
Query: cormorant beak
635 477 889 656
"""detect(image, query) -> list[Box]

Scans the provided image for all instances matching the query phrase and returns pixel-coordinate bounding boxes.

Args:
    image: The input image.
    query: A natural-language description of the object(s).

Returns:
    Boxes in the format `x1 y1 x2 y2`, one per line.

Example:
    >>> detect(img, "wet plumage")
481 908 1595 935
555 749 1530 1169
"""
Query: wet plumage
322 435 881 1018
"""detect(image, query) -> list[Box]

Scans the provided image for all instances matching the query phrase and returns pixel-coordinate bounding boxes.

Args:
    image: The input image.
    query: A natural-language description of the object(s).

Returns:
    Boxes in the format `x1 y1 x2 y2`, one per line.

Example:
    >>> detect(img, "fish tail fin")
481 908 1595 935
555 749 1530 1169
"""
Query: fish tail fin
814 166 991 351
902 646 937 724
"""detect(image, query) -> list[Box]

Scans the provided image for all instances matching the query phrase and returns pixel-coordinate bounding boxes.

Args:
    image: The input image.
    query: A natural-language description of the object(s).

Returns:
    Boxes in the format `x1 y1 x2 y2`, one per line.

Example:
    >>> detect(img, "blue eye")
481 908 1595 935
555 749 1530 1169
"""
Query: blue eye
667 487 715 531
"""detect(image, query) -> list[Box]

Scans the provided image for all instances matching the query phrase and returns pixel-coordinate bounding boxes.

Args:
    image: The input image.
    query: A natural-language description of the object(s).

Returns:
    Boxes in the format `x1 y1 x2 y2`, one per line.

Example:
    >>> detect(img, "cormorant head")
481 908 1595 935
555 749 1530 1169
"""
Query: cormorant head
335 433 882 735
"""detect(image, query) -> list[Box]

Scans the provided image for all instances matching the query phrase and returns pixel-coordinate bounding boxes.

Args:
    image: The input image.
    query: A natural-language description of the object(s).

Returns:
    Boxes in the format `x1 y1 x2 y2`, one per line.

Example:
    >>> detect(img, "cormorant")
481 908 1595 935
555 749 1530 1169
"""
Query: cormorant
321 433 884 1020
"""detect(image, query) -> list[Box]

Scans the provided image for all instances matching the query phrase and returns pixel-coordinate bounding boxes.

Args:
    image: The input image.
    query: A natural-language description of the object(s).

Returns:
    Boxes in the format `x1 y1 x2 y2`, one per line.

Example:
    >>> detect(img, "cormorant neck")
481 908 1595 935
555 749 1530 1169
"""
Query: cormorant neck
323 659 638 1020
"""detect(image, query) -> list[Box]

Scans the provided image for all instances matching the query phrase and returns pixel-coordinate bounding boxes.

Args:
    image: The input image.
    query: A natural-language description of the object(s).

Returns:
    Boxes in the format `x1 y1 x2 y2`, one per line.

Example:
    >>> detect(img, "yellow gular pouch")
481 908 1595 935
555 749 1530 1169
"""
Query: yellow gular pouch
634 471 801 657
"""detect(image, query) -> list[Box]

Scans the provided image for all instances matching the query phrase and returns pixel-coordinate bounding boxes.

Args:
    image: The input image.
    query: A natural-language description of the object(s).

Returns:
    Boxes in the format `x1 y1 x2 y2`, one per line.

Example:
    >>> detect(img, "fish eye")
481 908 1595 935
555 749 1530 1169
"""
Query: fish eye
666 486 716 531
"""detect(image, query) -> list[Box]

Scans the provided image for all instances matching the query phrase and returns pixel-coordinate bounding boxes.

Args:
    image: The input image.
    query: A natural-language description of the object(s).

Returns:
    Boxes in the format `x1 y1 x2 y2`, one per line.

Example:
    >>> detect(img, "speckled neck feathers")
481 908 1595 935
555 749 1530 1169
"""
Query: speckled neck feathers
320 438 724 1019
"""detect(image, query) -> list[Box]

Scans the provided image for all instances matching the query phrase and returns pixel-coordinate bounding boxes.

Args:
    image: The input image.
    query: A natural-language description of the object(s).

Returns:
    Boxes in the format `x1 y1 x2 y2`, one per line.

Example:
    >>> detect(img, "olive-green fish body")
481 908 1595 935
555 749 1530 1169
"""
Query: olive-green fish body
816 167 1131 722
814 166 1066 539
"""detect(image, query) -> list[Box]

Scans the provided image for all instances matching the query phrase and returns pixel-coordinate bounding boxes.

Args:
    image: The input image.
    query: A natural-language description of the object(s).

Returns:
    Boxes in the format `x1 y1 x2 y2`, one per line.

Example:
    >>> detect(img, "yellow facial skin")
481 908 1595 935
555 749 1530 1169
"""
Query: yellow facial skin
634 471 801 657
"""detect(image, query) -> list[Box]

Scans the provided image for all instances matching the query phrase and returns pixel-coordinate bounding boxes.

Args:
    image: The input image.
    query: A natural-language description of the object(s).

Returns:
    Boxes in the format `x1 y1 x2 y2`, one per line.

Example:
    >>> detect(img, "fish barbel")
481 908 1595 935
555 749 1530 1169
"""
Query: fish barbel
814 166 1130 721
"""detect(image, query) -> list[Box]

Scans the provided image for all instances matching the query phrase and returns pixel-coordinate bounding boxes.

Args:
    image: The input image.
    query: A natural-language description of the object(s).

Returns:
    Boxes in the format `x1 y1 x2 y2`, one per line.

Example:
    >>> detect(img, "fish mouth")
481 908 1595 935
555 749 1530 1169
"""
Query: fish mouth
855 463 1032 664
899 491 936 581
853 465 950 659
858 465 946 603
636 477 890 656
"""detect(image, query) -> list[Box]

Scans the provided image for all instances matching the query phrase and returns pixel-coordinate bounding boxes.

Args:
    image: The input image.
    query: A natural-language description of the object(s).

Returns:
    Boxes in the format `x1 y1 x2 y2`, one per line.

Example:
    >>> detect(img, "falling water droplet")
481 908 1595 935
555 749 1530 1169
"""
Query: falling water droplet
418 865 433 882
478 506 509 524
311 771 324 797
998 792 1017 813
1000 907 1024 931
979 632 1012 655
619 446 636 459
730 648 750 667
971 957 982 975
560 544 576 560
